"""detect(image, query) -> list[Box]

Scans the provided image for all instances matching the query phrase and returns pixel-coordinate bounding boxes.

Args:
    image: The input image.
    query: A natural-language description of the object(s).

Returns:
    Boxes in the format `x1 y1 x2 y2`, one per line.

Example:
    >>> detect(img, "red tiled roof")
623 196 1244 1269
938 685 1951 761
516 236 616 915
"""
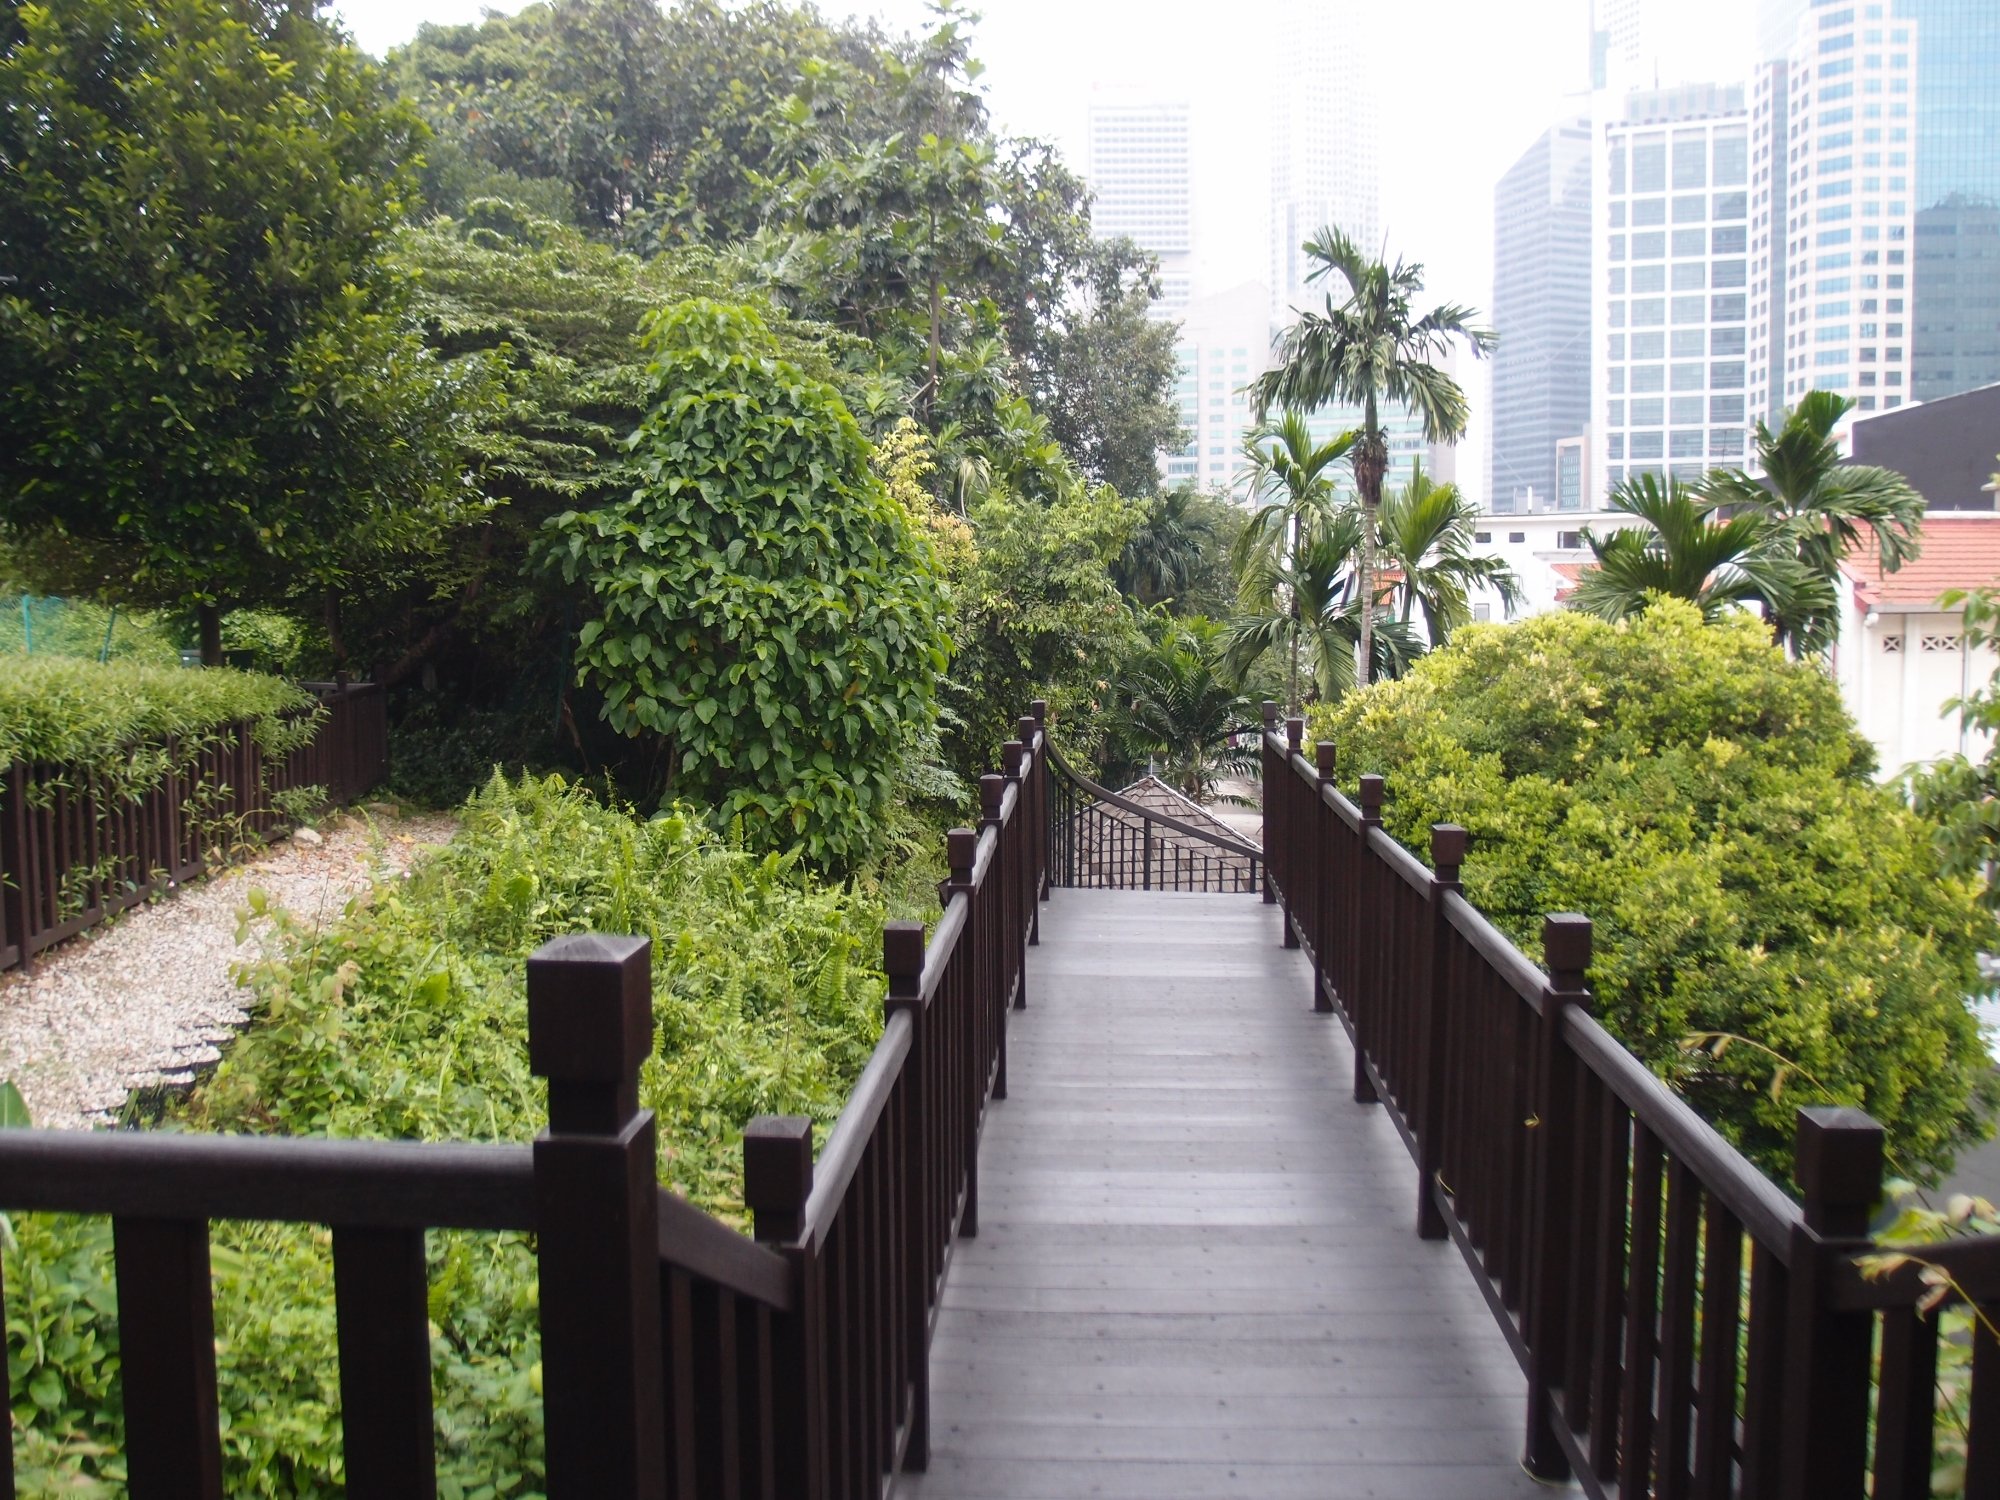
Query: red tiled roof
1551 562 1587 602
1842 515 2000 606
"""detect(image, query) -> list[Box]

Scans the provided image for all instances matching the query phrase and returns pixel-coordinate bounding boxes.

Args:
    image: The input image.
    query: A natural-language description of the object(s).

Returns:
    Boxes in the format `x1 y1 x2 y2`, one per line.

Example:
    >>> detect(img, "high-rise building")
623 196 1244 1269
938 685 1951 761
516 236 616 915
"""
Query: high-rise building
1162 283 1272 492
1750 5 1918 425
1268 0 1379 326
1906 0 2000 398
1491 118 1594 513
1755 1 1999 405
1593 84 1754 495
1086 102 1194 315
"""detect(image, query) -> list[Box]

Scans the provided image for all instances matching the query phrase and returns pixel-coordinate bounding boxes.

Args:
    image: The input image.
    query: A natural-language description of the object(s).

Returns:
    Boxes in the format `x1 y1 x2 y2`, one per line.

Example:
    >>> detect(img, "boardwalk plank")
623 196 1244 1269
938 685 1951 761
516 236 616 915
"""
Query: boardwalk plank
900 889 1558 1500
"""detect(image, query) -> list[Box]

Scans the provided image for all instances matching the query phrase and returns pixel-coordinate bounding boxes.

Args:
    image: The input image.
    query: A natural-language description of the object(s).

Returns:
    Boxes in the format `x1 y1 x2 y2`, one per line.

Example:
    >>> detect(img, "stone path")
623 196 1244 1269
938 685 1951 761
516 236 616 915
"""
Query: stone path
0 810 453 1127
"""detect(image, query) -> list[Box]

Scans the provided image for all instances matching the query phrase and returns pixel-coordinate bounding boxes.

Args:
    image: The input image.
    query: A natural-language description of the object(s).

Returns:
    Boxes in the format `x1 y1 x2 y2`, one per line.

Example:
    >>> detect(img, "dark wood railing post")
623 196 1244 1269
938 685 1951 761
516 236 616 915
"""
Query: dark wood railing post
1030 701 1051 913
1311 743 1338 1014
1260 703 1279 903
526 933 665 1500
1281 718 1303 948
882 921 932 1470
1351 776 1385 1105
1416 824 1465 1240
1779 1107 1884 1500
745 1116 826 1500
1524 913 1591 1480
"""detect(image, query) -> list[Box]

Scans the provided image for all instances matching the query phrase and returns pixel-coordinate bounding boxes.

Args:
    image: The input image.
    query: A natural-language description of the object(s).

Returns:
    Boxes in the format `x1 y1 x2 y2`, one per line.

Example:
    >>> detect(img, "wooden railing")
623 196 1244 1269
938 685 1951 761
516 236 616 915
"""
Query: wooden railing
1260 702 2000 1500
0 681 387 972
1045 739 1261 892
0 699 1049 1499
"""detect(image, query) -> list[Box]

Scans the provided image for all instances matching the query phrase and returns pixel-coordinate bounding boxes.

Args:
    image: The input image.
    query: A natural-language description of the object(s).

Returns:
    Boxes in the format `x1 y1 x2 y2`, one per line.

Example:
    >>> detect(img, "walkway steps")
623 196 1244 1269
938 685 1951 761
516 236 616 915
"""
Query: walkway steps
900 888 1559 1500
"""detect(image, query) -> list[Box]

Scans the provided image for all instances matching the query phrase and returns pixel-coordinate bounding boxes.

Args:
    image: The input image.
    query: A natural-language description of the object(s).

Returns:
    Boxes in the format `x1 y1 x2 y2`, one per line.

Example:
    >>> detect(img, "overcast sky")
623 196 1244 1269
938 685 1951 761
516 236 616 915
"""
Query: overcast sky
333 0 1757 497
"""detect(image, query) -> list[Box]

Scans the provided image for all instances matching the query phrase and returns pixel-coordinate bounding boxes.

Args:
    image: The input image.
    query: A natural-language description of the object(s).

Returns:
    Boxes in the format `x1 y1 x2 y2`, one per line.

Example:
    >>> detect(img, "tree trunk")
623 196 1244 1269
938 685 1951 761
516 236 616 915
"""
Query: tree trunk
1288 511 1301 713
197 603 223 667
324 589 349 674
1355 395 1386 690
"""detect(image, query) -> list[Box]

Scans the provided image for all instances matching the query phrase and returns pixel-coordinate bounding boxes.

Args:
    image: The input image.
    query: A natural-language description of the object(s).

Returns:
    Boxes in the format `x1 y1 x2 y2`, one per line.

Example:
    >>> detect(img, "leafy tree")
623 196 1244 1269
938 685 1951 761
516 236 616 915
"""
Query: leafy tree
550 300 949 870
944 481 1140 778
0 0 465 663
1311 601 1994 1182
1700 390 1925 656
1570 475 1829 628
1110 616 1256 800
1113 486 1233 613
389 0 881 241
1250 227 1492 688
1375 459 1523 643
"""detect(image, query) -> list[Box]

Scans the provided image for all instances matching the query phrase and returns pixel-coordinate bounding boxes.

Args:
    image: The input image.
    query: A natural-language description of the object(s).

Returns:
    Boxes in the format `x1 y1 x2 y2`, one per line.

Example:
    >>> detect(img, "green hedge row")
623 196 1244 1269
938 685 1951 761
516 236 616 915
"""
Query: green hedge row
0 658 316 774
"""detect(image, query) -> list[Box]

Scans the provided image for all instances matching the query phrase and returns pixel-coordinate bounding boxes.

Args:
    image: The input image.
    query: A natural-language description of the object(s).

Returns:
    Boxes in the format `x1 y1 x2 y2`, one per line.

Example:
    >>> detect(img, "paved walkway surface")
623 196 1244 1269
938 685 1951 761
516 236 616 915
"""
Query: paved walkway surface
903 888 1557 1500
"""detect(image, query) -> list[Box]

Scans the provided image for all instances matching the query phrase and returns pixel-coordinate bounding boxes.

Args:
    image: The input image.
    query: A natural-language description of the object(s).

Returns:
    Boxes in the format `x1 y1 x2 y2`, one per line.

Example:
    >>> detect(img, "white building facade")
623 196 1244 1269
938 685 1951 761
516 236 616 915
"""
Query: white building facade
1592 85 1754 498
1086 102 1195 316
1750 3 1919 426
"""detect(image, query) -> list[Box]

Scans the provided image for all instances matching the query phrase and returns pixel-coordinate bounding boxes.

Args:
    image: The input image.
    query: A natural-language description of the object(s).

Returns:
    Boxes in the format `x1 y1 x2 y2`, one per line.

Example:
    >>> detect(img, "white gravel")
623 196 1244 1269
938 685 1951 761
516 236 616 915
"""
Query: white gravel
0 809 455 1128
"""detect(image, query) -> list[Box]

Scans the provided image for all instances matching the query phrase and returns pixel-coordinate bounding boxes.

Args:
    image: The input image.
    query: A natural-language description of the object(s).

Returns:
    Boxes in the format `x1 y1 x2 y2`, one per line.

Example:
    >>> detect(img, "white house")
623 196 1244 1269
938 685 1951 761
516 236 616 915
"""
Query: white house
1835 514 2000 776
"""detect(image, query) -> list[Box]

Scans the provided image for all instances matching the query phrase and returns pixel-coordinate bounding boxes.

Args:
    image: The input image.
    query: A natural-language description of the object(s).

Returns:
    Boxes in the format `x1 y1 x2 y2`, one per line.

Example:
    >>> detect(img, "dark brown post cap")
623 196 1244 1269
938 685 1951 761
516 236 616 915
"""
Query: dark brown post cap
1430 824 1468 879
1315 741 1337 778
743 1116 815 1244
526 934 653 1088
1794 1107 1885 1237
1542 913 1592 982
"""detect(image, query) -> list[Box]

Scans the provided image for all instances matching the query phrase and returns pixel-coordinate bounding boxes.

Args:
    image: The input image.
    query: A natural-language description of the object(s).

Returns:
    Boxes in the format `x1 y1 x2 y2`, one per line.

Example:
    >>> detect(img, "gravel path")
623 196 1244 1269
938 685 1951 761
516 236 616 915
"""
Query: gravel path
0 810 455 1128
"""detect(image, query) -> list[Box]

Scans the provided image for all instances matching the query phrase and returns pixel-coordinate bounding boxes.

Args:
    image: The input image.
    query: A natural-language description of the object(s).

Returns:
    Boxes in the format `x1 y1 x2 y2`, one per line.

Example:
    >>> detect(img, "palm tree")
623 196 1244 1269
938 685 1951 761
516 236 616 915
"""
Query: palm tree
1568 474 1830 626
1699 390 1924 656
1374 460 1525 645
1232 413 1357 712
1222 514 1423 704
1114 616 1258 801
1250 227 1494 688
1115 486 1224 609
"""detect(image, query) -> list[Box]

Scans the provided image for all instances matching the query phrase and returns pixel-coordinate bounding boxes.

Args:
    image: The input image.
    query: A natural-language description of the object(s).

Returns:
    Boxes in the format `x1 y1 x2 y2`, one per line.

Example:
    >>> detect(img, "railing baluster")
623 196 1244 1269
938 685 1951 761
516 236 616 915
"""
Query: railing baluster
1690 1200 1743 1500
332 1225 436 1498
745 1116 825 1500
1525 913 1590 1480
1871 1305 1939 1500
113 1216 225 1499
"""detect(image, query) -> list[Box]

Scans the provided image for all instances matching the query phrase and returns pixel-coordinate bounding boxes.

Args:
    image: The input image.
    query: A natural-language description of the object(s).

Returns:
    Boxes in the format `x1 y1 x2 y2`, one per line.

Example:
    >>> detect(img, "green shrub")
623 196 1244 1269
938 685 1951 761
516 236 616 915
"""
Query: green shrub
0 658 314 774
6 771 890 1494
1309 601 1996 1183
0 596 180 667
551 299 951 872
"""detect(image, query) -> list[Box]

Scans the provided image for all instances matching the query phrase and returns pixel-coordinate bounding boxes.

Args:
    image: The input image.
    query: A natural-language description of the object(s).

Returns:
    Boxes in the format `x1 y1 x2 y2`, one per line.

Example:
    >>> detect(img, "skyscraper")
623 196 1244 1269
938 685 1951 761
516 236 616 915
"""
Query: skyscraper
1906 0 2000 398
1492 118 1594 513
1750 4 1919 424
1086 102 1194 315
1594 84 1754 494
1755 0 2000 405
1268 0 1379 326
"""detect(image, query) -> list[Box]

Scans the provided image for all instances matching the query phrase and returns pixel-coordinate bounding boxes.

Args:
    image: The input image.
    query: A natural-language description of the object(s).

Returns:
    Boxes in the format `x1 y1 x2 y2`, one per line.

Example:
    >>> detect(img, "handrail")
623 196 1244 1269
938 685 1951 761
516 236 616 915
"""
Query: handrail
1257 702 1966 1498
801 1008 915 1241
1047 736 1262 859
655 1188 794 1312
1564 1010 1805 1259
0 1130 537 1229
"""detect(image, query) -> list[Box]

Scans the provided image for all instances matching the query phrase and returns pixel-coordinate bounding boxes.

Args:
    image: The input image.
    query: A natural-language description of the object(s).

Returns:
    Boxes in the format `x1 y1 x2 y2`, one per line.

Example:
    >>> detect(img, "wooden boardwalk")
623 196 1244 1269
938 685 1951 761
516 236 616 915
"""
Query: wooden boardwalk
902 889 1559 1500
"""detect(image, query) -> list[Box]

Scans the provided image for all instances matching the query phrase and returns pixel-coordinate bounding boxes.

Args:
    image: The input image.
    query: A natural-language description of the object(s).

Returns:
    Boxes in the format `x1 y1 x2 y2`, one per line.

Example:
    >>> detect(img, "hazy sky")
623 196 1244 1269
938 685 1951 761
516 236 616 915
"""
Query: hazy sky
333 0 1757 496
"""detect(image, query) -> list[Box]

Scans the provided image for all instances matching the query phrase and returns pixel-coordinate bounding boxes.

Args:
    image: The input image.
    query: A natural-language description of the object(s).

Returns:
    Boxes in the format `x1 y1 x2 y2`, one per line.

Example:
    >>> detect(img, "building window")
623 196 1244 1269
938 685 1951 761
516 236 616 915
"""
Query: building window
1508 532 1526 544
1557 532 1585 550
1881 634 1903 653
1921 634 1962 654
1474 532 1491 544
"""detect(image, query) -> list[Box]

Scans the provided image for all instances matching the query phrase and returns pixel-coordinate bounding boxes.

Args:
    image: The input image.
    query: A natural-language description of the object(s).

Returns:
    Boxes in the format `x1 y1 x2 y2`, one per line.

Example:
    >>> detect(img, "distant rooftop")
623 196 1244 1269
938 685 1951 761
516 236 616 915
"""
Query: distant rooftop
1844 513 2000 609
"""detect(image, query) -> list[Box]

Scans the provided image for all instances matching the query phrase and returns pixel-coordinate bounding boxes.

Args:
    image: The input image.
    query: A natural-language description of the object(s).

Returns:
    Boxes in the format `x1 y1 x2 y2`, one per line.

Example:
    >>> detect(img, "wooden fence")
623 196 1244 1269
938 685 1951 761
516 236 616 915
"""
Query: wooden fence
0 682 386 973
1261 703 2000 1500
0 700 1048 1499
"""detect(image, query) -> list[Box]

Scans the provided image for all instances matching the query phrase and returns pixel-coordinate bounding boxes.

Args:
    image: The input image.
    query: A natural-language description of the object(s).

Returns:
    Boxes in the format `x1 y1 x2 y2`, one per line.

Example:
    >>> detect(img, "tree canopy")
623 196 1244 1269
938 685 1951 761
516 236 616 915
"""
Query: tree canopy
1311 603 1994 1183
0 0 465 660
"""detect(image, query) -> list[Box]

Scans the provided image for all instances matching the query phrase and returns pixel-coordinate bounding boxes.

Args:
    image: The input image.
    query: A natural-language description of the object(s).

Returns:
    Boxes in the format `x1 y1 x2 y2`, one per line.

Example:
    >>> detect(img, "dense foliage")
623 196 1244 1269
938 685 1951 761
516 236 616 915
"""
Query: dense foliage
1309 603 1995 1182
0 0 468 659
0 659 314 775
4 772 891 1495
552 301 950 868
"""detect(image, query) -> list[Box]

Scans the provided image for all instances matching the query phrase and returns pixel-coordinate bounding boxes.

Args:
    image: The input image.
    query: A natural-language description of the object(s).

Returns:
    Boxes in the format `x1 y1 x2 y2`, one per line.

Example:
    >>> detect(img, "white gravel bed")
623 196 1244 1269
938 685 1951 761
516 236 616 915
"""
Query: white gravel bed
0 809 455 1128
